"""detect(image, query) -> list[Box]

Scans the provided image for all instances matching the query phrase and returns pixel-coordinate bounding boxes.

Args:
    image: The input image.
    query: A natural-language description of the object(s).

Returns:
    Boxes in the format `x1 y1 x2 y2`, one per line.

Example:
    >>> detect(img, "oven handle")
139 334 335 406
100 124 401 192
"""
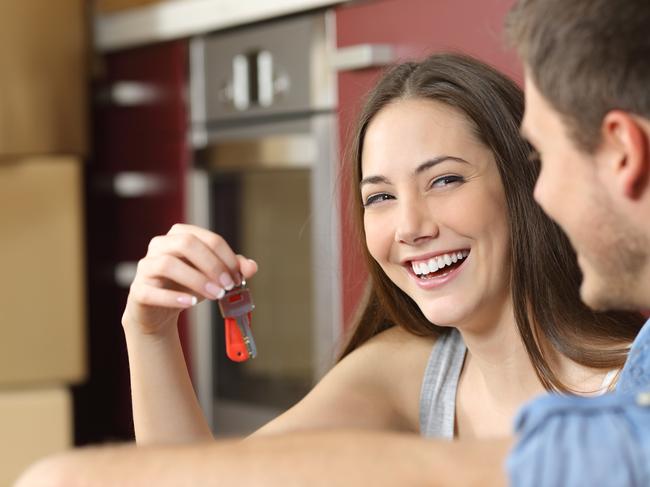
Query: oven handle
332 44 395 72
198 133 318 171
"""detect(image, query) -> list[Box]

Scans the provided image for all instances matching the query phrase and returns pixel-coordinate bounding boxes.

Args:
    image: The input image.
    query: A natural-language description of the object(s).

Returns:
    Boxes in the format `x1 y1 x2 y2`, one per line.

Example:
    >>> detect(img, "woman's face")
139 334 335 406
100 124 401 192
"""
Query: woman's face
361 98 512 330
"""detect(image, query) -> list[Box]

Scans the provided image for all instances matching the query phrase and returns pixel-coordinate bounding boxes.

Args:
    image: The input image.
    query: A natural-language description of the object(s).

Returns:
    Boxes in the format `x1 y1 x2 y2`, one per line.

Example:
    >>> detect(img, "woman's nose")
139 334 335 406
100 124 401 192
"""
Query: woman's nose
394 197 438 244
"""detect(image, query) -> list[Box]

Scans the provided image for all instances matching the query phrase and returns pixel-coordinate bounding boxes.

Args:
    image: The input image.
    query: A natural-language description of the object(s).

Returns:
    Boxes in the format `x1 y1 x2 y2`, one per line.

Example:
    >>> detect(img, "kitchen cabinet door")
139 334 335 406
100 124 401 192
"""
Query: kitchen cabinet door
0 0 87 157
335 0 520 327
76 39 190 445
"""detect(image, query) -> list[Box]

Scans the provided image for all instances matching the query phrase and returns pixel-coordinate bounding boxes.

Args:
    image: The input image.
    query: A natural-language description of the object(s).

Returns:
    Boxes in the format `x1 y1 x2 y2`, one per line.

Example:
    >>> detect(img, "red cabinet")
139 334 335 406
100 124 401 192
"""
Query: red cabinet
335 0 520 327
76 40 190 444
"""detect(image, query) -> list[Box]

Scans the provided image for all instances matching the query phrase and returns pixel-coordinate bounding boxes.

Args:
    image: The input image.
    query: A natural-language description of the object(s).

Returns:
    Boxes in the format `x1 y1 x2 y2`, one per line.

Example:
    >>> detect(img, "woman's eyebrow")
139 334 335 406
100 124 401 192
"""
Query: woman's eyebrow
359 174 391 189
360 156 468 189
414 156 468 175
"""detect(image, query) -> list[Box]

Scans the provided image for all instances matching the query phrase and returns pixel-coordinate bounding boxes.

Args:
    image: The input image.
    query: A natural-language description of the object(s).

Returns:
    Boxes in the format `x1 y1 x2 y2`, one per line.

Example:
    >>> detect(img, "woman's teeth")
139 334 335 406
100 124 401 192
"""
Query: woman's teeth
411 250 469 276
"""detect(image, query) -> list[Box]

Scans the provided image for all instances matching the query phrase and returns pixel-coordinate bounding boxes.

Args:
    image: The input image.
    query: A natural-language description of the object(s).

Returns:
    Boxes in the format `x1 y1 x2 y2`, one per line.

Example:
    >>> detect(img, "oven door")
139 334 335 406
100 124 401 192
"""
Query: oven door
187 114 341 435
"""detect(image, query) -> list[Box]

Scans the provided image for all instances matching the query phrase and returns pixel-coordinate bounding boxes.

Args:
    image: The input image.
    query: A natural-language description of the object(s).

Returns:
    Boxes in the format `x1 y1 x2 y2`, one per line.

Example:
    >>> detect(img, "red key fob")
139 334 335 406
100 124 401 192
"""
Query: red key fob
224 314 252 362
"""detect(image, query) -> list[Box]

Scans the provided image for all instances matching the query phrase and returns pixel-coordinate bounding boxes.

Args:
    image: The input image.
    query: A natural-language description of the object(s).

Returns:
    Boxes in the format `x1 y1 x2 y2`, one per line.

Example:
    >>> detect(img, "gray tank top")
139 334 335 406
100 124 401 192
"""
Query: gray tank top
419 328 466 438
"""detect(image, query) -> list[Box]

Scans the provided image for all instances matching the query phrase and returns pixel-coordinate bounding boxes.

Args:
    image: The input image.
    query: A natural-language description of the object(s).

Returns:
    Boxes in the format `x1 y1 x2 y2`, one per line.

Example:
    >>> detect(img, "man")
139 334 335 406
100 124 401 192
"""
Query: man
504 0 650 484
13 0 650 485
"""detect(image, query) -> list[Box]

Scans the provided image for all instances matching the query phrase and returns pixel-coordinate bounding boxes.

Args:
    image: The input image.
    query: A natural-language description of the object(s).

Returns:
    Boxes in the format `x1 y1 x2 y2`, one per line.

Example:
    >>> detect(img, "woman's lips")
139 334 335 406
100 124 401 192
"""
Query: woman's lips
406 251 469 290
407 249 470 275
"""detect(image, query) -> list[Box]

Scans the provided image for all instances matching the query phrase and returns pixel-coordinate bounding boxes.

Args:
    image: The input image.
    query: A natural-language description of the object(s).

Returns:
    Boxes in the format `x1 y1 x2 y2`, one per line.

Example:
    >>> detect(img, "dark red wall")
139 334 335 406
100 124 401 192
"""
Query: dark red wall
335 0 521 328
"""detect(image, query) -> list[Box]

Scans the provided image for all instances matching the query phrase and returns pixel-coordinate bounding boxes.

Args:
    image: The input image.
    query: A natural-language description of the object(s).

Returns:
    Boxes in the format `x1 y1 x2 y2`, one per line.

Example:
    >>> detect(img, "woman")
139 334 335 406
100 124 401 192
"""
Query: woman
122 53 644 444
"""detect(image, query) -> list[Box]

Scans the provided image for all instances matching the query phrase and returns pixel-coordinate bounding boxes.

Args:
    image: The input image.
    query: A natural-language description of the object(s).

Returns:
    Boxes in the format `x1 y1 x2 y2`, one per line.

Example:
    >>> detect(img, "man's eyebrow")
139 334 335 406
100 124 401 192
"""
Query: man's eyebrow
360 156 468 189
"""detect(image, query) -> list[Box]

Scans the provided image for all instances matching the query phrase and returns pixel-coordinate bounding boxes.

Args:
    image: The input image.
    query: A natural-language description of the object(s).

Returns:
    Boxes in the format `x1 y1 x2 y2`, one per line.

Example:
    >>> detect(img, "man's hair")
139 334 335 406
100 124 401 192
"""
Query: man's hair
506 0 650 153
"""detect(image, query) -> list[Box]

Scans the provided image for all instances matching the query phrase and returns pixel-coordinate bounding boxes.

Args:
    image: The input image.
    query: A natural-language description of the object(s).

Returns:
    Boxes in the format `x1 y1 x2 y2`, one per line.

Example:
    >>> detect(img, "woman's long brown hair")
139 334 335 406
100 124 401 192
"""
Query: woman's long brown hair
339 53 644 392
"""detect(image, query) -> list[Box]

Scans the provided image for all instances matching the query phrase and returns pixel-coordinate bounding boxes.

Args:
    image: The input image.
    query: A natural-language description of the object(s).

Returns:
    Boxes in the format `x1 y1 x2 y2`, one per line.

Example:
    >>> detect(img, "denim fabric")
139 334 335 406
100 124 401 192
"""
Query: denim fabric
618 321 650 394
507 320 650 486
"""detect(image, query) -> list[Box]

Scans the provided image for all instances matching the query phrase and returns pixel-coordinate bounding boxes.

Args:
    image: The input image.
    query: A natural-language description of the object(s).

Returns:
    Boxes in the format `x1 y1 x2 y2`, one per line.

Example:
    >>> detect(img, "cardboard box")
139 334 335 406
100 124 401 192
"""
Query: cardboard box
0 0 87 157
0 157 86 386
0 387 72 487
95 0 165 14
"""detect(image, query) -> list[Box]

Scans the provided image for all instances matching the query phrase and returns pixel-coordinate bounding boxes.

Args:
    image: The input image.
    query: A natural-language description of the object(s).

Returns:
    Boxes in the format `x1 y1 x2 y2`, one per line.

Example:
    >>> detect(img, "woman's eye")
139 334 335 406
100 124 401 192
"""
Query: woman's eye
363 193 393 207
430 175 464 188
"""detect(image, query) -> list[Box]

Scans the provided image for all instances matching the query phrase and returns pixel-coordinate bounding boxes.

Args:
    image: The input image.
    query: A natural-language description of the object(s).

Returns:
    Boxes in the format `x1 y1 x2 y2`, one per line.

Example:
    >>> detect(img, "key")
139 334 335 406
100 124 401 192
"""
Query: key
218 284 257 362
222 284 256 358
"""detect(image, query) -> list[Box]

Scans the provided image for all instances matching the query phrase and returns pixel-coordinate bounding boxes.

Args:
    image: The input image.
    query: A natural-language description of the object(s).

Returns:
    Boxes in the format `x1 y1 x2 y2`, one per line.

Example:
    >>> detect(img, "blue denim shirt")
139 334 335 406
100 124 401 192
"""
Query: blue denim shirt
507 320 650 486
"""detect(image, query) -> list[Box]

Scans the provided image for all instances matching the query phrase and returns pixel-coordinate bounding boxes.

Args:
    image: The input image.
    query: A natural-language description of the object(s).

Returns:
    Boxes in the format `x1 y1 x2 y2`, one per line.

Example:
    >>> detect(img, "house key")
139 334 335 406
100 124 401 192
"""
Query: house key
218 282 257 362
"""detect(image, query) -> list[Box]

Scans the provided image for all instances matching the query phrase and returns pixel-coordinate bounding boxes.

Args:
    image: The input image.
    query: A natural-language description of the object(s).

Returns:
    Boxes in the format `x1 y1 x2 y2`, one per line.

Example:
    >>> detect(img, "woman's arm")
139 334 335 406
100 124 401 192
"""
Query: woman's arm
254 326 435 436
122 224 258 444
123 223 433 444
15 432 513 487
123 318 213 444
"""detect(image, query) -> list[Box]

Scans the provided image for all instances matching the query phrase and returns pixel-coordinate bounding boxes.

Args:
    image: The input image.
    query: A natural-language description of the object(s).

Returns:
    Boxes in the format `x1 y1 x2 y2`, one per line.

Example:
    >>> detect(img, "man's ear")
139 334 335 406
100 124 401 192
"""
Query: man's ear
601 110 649 200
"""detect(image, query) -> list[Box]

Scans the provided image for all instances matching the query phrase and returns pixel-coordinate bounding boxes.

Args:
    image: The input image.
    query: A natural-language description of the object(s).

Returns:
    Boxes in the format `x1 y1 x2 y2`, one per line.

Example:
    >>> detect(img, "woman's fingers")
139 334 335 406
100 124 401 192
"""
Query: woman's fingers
147 233 233 289
148 225 252 288
130 282 199 309
167 224 242 282
236 255 258 280
133 225 257 315
137 254 226 301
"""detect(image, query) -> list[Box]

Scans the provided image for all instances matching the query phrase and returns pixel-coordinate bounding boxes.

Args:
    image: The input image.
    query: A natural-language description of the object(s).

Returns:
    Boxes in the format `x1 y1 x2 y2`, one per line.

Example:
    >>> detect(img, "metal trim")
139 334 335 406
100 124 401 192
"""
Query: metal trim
332 44 395 72
186 168 215 428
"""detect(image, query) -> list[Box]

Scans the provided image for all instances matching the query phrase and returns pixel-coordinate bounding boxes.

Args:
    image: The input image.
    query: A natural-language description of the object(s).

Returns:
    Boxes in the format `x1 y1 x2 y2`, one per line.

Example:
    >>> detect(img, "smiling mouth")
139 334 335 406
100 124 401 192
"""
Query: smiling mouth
408 250 470 280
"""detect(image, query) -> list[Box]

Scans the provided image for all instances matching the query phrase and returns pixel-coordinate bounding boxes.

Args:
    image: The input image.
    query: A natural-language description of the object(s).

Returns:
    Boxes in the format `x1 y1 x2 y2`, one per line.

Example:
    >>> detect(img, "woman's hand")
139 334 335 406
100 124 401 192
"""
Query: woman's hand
122 223 258 337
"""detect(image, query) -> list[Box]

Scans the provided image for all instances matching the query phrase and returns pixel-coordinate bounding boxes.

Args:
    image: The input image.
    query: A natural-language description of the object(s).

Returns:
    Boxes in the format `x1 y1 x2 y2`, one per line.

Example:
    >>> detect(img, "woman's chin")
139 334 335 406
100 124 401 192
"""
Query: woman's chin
419 304 469 328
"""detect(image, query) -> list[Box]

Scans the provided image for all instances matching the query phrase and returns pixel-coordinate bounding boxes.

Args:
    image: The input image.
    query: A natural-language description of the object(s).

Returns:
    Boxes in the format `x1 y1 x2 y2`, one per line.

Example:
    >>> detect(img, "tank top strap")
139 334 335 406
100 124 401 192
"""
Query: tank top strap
419 328 467 438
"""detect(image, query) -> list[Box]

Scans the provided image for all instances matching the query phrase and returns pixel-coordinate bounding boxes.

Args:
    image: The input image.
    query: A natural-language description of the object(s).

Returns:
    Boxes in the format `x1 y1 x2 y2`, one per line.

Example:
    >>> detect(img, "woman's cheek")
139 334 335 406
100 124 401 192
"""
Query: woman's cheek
364 222 382 263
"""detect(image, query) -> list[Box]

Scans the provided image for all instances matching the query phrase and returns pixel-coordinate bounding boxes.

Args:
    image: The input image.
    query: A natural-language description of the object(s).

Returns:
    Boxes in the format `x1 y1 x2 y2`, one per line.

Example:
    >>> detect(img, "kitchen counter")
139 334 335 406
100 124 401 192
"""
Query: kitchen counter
95 0 347 52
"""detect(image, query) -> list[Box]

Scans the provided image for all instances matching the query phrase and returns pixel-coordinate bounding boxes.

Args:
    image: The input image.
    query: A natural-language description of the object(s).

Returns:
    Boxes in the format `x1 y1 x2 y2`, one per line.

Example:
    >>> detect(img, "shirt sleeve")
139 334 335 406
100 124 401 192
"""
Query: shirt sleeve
506 392 650 487
617 319 650 394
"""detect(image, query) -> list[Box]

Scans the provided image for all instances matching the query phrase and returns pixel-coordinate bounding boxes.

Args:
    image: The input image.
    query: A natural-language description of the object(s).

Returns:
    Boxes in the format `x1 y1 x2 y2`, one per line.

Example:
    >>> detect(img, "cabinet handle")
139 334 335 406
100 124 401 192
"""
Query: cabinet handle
256 51 290 107
113 172 168 198
232 54 249 110
332 44 395 72
114 261 138 288
257 50 274 107
98 81 161 107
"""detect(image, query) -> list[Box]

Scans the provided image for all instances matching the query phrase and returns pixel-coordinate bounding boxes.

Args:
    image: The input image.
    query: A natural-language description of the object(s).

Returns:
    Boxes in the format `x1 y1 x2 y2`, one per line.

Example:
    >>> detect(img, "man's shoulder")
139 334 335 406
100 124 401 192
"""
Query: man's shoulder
508 390 650 486
618 318 650 393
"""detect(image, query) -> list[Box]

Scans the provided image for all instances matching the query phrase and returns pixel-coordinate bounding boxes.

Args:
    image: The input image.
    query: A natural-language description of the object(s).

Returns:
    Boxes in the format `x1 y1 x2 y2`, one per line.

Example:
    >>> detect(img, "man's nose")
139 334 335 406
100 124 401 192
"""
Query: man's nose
394 197 439 245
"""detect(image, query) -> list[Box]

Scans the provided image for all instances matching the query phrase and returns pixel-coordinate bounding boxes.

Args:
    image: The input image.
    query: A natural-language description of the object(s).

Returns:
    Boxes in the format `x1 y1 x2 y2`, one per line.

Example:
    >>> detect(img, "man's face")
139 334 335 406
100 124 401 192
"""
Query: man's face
521 73 648 311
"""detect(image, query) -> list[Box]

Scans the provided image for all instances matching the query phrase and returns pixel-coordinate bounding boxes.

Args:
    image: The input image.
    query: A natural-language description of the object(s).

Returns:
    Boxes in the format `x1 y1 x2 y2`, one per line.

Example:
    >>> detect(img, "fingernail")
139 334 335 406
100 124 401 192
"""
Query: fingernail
205 282 223 300
177 295 198 306
219 272 234 291
235 272 243 286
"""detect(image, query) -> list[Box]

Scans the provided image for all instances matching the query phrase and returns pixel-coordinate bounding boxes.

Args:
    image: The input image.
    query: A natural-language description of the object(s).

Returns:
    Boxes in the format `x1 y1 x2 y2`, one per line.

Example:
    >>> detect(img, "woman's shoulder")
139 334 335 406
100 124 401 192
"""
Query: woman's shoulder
354 326 439 430
358 326 441 374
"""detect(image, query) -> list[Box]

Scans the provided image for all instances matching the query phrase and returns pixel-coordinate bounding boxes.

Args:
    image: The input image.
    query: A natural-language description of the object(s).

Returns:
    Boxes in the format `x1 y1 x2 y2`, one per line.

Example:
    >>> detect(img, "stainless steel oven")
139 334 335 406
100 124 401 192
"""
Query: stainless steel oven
187 11 342 435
